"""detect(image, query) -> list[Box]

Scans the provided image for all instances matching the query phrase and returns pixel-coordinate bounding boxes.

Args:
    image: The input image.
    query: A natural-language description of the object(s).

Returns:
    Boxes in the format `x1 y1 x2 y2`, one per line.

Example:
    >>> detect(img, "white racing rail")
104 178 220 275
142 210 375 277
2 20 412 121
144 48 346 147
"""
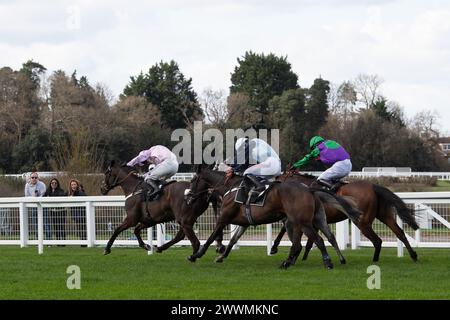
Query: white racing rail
0 192 449 256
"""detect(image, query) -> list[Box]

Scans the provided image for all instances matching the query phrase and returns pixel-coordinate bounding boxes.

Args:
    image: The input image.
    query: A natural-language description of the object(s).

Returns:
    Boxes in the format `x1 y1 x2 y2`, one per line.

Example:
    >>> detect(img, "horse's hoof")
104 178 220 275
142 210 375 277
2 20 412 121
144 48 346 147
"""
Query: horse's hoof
156 247 163 253
215 256 224 263
411 252 418 262
187 255 197 263
270 248 278 255
302 256 308 261
324 261 334 270
326 265 333 270
340 259 346 265
216 245 226 254
103 248 111 255
143 244 152 251
279 261 291 269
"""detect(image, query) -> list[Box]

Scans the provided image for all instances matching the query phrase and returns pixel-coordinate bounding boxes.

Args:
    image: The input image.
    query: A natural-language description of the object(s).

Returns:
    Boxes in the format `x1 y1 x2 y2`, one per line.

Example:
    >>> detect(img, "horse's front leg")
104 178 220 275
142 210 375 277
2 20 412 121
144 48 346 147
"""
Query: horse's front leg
215 225 248 263
280 221 302 269
104 217 134 255
270 221 287 255
133 222 154 251
188 223 227 262
211 199 226 254
156 227 185 253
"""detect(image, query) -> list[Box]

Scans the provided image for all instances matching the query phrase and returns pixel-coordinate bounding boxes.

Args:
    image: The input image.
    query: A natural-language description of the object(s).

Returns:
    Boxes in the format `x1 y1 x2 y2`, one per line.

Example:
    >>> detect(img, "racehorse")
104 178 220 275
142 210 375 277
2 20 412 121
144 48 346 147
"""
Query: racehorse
270 171 419 262
100 160 214 256
185 166 361 269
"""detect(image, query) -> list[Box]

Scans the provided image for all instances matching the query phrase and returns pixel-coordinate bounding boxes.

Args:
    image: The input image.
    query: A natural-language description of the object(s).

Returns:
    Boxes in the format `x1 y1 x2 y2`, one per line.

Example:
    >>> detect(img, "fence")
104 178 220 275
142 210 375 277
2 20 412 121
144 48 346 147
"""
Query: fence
4 171 450 180
1 192 449 256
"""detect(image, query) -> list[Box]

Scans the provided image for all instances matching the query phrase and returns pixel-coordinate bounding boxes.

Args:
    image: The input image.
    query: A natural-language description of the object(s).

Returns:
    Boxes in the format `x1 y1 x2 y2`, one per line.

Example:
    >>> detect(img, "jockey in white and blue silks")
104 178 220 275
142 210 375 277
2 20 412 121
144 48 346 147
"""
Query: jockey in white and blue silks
127 145 179 198
227 137 281 192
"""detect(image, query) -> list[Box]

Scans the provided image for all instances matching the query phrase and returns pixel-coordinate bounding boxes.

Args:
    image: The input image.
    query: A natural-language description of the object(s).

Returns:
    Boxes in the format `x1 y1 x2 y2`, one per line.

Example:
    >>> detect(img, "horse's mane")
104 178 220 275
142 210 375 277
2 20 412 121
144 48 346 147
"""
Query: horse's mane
120 164 143 179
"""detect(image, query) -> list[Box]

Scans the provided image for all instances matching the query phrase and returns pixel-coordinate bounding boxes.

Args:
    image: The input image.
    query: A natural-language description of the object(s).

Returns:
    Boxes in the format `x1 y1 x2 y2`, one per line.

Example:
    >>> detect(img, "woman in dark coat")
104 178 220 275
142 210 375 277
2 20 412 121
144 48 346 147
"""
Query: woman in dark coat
44 178 68 241
68 179 87 241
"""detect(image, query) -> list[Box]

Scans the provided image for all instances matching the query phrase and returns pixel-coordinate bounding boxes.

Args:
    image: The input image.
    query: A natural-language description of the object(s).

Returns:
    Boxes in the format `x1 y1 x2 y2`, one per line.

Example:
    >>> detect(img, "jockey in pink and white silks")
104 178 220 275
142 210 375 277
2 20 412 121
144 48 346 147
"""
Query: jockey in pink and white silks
127 145 179 198
227 137 281 192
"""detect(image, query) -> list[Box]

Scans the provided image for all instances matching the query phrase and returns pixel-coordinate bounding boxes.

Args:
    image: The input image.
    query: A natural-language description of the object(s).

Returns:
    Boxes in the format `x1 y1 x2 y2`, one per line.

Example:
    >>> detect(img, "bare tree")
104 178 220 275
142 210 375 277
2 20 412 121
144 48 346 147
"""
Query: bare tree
328 81 358 121
200 88 228 128
410 110 441 141
352 73 383 109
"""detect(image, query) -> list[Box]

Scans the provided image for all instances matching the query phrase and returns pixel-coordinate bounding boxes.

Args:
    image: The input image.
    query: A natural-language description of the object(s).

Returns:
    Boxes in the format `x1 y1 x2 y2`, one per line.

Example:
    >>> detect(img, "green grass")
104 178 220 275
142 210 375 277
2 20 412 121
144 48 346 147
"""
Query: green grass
0 246 449 300
423 180 450 192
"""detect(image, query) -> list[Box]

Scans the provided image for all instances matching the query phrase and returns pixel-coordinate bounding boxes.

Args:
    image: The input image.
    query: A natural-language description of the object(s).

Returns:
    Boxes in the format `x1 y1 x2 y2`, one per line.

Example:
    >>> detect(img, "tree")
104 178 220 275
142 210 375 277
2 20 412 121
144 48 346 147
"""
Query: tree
122 60 203 129
45 70 110 137
0 65 43 144
352 73 383 109
107 95 170 158
266 78 330 169
328 81 357 117
200 88 228 129
230 51 299 126
20 59 47 90
303 78 330 146
320 108 448 171
12 128 52 172
0 135 13 173
226 92 259 129
267 88 306 166
371 96 405 127
410 110 441 141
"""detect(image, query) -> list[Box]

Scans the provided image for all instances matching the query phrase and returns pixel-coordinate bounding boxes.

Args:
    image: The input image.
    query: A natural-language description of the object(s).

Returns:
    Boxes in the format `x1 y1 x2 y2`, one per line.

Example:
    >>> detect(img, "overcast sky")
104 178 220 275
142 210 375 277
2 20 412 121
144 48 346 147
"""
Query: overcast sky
1 0 449 133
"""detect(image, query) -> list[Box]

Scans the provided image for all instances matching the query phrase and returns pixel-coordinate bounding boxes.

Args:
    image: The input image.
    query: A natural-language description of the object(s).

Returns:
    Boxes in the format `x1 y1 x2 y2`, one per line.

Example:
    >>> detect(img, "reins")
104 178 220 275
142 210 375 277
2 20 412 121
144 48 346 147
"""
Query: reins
108 170 137 190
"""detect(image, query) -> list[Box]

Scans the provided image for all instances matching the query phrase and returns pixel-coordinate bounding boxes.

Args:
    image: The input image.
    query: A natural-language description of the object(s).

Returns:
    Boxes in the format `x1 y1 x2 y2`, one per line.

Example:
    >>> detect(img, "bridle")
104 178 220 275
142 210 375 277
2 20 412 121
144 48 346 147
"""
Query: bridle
186 173 226 205
104 167 137 191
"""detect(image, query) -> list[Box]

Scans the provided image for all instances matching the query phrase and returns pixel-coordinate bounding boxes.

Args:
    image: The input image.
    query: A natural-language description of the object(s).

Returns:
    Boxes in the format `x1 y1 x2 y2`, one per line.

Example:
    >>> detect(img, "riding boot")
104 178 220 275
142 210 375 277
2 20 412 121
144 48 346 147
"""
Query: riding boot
245 174 265 192
146 179 161 199
317 179 334 191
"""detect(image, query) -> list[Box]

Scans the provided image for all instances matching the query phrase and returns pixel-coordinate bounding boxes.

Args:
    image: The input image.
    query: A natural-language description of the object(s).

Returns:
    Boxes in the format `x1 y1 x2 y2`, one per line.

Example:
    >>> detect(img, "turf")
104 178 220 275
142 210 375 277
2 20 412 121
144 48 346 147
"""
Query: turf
0 246 449 300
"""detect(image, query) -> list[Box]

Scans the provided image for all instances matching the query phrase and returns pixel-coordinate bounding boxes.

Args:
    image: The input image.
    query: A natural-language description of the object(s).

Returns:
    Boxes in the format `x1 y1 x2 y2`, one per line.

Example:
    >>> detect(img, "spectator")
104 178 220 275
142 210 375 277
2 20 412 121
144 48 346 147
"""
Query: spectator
24 172 47 238
44 178 67 243
68 179 87 244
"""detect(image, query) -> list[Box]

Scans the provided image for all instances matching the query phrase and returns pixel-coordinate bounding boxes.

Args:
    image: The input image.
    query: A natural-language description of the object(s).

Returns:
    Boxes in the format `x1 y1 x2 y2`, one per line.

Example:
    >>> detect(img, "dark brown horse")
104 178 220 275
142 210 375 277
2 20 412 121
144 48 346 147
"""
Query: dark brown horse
100 160 213 256
185 166 361 269
270 171 419 262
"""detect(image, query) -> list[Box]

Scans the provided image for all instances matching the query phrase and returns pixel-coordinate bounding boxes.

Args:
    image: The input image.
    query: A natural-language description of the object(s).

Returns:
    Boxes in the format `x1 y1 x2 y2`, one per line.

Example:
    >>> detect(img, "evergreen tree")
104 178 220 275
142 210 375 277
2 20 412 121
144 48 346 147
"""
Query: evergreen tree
122 60 203 129
230 51 298 127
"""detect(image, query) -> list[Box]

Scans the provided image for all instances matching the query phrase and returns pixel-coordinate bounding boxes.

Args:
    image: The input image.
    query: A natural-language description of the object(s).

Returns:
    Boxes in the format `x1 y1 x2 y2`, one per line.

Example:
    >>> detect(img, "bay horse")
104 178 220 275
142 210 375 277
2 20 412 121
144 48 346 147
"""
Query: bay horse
185 166 361 269
100 160 214 256
270 171 419 262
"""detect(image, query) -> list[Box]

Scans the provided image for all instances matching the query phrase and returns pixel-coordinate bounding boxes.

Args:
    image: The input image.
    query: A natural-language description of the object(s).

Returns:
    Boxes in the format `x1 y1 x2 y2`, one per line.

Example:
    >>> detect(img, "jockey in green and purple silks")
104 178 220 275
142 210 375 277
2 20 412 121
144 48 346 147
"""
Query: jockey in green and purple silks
292 136 352 189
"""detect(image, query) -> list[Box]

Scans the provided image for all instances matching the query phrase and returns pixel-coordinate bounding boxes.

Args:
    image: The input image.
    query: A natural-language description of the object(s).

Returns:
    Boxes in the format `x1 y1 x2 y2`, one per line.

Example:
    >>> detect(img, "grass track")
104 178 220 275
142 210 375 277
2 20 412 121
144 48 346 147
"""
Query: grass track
0 246 449 300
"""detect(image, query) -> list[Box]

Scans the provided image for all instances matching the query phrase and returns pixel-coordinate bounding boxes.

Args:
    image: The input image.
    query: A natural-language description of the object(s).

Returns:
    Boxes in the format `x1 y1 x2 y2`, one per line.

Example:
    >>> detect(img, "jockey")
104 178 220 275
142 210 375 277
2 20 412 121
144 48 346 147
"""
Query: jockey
127 145 179 198
227 137 281 192
292 136 352 190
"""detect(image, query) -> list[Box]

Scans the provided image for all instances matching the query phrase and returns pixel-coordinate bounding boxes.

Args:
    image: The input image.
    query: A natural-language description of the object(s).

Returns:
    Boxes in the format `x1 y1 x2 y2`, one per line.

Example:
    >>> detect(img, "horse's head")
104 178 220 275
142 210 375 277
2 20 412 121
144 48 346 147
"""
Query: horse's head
101 160 118 195
185 165 209 205
185 164 229 205
100 160 137 195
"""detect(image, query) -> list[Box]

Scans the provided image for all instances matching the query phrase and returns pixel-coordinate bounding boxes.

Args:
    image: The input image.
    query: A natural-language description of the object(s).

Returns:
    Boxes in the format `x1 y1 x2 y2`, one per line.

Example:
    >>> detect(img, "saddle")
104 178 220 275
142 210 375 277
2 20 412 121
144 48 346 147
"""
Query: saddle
312 179 349 193
329 179 349 192
143 180 176 201
234 177 279 207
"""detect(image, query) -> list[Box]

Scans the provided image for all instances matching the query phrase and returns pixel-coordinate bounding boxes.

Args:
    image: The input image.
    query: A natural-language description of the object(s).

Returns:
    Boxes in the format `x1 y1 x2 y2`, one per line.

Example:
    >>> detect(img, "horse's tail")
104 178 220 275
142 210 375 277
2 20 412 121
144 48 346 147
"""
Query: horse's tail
313 190 362 225
373 184 419 230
